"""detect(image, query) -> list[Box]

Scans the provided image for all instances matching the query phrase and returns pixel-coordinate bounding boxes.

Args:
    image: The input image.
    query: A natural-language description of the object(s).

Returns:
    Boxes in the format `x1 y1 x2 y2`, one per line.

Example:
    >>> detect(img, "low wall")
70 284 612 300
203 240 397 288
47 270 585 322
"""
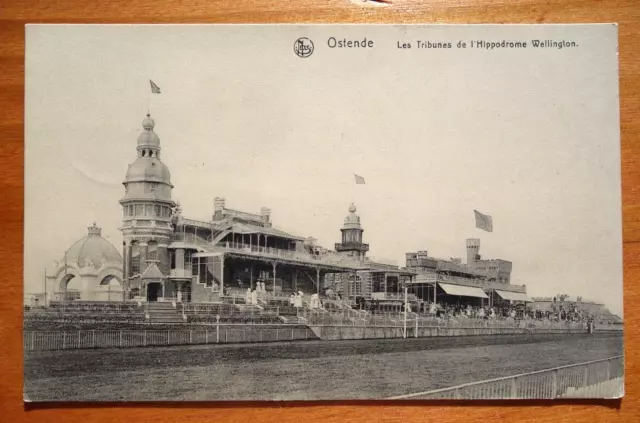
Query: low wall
308 325 590 341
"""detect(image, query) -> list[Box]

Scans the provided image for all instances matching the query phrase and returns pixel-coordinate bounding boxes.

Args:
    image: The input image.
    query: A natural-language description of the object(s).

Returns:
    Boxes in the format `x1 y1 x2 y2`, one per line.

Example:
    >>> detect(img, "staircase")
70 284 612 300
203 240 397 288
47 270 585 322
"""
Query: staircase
146 302 184 324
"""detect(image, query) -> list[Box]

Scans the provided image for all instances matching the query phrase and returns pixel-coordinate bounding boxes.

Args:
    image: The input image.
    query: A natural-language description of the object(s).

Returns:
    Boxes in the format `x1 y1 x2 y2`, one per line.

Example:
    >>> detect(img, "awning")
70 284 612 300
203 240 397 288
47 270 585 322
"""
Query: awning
438 283 488 299
495 290 534 302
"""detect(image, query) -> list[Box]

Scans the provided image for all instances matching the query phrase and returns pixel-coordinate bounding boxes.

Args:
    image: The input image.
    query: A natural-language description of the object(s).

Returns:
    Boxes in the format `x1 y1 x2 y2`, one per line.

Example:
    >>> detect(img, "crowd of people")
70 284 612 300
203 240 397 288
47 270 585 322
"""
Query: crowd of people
415 302 596 323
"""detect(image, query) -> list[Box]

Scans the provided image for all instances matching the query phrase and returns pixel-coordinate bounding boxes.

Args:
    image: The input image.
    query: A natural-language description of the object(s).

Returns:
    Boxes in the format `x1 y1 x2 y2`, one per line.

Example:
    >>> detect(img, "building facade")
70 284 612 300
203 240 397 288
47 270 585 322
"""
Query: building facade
405 240 529 307
119 113 361 303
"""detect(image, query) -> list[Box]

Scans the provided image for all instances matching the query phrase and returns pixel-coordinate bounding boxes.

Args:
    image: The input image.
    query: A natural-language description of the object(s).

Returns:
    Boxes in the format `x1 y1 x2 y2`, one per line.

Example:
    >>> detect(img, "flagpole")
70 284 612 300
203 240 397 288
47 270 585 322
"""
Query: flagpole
44 268 47 307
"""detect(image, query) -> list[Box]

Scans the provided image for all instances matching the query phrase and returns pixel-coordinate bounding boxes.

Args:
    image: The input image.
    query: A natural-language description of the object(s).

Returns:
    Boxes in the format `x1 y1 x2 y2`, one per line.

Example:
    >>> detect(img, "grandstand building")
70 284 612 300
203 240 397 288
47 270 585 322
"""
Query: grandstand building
121 113 362 303
42 112 534 311
405 240 531 307
325 204 417 309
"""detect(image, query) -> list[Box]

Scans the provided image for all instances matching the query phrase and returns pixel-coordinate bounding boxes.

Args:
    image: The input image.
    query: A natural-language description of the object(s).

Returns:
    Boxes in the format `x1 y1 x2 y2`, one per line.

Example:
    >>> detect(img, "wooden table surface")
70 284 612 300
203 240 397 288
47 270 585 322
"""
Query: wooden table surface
0 0 638 421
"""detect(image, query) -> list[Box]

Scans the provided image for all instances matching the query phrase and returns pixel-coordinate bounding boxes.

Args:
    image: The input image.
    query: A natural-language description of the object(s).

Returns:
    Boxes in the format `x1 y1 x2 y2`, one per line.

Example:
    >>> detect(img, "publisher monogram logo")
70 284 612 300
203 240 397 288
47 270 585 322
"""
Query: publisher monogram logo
294 38 314 58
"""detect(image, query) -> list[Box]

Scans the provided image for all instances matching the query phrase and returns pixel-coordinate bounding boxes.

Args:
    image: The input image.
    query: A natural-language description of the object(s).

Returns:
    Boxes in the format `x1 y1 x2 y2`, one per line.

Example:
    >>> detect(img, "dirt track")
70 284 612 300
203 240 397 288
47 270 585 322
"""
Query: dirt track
25 332 623 401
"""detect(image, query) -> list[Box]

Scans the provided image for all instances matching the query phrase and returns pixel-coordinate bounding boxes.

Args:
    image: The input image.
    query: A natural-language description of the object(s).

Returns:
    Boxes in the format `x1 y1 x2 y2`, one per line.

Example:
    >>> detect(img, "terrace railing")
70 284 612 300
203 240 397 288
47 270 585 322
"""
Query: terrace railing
388 355 624 399
172 232 363 270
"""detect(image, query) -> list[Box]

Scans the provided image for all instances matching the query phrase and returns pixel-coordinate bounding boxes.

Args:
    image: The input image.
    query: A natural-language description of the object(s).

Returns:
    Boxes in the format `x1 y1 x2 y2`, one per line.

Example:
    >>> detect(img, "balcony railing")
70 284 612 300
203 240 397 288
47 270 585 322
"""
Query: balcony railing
171 232 363 269
218 242 362 268
335 242 370 252
169 268 192 279
371 292 419 301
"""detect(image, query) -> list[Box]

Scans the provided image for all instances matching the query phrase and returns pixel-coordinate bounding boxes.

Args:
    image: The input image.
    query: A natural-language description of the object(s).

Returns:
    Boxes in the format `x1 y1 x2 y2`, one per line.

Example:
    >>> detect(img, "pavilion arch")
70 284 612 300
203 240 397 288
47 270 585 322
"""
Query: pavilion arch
97 266 123 286
99 274 122 287
58 274 76 291
55 266 81 291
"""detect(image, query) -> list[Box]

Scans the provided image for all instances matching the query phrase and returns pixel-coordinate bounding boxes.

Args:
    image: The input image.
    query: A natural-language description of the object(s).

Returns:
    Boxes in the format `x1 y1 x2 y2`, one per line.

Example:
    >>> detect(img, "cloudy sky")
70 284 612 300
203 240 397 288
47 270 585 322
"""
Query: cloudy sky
24 24 622 315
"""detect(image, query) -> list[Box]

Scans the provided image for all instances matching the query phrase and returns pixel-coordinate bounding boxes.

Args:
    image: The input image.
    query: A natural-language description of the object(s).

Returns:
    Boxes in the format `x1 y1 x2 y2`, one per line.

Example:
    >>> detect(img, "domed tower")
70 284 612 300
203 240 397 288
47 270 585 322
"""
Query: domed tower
120 113 176 300
334 203 369 260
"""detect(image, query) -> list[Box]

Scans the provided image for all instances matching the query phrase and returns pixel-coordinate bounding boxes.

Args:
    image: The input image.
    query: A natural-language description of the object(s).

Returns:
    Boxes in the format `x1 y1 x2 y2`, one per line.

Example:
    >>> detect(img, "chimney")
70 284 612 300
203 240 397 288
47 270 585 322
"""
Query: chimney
260 207 271 225
213 197 226 212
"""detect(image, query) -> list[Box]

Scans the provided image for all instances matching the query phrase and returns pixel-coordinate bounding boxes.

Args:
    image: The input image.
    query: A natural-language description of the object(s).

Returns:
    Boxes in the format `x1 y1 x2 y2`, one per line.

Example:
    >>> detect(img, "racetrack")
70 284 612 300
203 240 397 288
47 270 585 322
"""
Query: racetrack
24 332 623 401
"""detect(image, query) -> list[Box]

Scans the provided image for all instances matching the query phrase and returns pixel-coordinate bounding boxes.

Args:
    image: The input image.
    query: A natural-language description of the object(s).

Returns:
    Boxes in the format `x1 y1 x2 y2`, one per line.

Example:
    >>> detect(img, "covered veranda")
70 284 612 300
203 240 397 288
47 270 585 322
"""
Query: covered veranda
407 281 490 307
192 250 361 303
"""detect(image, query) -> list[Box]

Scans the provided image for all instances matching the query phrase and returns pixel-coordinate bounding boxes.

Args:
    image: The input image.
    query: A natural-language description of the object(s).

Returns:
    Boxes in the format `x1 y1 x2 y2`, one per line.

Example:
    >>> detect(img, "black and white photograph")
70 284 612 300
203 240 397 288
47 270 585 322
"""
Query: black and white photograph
23 24 623 402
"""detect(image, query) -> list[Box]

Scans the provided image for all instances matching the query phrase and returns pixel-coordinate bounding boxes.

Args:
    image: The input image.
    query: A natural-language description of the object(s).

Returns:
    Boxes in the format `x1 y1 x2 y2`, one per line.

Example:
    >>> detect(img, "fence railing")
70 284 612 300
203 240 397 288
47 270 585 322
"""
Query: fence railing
388 355 624 399
23 327 317 352
302 310 592 331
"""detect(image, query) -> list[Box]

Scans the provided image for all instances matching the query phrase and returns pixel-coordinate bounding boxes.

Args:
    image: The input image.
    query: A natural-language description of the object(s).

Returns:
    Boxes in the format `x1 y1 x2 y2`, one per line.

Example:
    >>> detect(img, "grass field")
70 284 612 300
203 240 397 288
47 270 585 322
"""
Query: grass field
24 332 623 401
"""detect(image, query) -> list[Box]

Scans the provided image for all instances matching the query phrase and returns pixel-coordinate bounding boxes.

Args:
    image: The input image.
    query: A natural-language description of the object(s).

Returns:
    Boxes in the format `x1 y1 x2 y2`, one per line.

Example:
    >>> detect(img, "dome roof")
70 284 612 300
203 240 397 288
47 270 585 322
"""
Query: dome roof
63 223 122 269
343 203 362 228
137 131 161 147
142 114 155 129
137 113 160 147
125 157 171 183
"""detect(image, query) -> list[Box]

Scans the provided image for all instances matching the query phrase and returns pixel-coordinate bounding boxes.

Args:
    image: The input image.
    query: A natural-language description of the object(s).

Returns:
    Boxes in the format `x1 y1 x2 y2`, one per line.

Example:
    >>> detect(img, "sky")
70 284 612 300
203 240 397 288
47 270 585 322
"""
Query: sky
24 24 622 315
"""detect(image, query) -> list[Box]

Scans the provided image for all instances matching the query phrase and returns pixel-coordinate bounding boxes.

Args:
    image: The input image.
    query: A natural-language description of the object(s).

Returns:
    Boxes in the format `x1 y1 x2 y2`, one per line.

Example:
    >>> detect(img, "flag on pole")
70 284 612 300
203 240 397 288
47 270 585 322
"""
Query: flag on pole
354 174 365 185
474 210 493 232
150 80 161 94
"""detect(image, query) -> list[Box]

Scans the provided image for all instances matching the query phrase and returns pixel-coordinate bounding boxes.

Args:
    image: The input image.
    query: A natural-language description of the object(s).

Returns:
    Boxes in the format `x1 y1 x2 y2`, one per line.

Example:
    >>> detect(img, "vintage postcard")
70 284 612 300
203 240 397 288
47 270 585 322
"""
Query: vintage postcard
24 24 623 401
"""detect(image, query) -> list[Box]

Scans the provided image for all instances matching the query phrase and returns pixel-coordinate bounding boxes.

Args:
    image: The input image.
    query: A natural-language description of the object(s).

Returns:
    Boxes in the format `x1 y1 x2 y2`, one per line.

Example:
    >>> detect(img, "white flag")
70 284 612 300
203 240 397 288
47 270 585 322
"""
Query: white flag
354 174 365 184
474 210 493 232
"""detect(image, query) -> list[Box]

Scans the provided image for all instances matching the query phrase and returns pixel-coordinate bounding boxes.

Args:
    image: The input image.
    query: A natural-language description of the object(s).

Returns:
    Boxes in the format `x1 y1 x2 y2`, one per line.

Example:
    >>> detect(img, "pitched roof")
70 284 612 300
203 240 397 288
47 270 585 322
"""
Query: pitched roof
140 262 165 279
229 222 306 241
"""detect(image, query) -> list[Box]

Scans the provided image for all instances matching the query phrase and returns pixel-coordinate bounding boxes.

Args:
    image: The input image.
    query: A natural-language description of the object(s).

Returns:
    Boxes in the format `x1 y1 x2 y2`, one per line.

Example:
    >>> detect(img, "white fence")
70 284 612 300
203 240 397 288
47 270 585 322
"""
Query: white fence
303 310 594 331
23 327 316 352
389 355 624 399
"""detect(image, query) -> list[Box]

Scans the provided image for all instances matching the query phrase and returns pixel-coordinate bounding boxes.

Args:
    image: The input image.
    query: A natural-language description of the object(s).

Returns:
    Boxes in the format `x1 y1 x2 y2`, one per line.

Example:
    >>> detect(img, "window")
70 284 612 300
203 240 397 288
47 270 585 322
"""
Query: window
192 257 198 276
184 250 192 270
372 273 385 292
154 205 161 216
169 251 176 269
